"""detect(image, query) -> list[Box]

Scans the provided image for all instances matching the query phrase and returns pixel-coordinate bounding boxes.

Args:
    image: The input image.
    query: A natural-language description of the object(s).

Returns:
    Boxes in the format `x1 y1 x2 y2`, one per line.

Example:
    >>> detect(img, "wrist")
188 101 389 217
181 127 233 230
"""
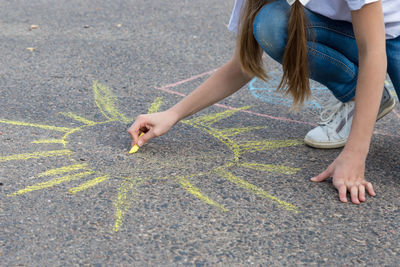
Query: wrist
165 108 181 125
342 143 369 161
344 134 371 156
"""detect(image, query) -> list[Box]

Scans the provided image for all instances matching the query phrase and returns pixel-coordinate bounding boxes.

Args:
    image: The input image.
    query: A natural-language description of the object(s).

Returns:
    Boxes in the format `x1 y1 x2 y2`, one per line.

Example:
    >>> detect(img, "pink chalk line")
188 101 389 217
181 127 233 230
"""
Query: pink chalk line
157 86 315 126
373 130 400 138
156 69 315 126
157 69 217 90
156 69 400 138
214 103 316 126
392 108 400 120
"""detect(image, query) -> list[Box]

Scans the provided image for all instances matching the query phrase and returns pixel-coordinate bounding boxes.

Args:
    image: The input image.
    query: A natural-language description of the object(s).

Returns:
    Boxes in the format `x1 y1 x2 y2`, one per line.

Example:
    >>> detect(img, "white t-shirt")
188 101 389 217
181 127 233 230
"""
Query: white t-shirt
228 0 400 39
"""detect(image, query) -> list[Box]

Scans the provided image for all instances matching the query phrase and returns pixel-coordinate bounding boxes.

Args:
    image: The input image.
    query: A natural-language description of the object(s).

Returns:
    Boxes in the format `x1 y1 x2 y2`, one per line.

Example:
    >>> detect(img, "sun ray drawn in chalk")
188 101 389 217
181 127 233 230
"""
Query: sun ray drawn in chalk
2 80 302 233
2 82 128 200
181 108 302 212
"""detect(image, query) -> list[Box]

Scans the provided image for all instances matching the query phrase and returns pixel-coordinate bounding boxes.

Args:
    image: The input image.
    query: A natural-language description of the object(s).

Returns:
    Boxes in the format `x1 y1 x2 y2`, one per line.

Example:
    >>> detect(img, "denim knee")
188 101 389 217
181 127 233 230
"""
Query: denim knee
253 0 290 63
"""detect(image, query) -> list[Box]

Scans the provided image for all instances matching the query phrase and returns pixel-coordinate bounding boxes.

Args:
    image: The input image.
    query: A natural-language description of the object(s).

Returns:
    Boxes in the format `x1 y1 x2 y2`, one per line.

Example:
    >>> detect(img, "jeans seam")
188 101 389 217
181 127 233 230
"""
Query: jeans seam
308 25 355 39
308 46 356 101
341 86 356 102
308 46 356 77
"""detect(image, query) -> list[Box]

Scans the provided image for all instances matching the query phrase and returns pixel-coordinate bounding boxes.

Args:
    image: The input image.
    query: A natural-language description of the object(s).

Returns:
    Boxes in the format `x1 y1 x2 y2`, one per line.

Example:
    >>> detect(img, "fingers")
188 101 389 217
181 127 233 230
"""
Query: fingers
137 130 156 147
336 182 375 204
128 125 141 145
364 182 376 197
311 167 332 182
312 153 374 204
127 115 148 145
350 186 360 205
358 185 366 202
338 185 348 203
127 112 172 149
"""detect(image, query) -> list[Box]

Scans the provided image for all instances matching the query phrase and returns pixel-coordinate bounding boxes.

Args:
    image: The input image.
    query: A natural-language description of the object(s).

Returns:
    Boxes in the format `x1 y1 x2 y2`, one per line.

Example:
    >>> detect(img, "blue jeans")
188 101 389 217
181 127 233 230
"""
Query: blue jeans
253 0 400 102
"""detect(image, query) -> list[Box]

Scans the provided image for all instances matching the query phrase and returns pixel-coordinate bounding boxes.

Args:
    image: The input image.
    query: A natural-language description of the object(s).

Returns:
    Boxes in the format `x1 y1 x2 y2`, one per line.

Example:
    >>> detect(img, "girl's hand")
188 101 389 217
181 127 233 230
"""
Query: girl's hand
127 110 179 148
311 151 376 204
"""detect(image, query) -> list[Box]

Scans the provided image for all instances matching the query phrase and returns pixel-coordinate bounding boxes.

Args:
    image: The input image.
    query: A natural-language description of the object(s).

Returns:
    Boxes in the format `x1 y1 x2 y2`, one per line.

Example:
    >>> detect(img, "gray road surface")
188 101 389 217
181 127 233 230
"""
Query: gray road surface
1 0 400 266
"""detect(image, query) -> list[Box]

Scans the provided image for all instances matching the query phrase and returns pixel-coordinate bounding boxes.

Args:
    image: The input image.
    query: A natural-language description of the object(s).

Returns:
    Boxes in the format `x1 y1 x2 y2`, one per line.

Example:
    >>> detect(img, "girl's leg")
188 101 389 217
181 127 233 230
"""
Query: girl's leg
386 35 400 100
253 0 359 102
252 0 395 148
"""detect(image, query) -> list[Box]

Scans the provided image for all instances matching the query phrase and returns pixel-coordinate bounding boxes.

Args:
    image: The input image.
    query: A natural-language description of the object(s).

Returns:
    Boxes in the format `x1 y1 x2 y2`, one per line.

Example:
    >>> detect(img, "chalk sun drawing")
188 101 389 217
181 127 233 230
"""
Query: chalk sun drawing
1 81 302 232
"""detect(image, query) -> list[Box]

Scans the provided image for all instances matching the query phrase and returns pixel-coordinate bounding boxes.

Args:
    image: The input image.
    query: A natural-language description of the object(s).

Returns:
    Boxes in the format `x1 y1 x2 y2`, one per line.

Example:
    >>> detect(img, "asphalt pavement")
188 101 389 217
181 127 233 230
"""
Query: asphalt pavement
1 0 400 265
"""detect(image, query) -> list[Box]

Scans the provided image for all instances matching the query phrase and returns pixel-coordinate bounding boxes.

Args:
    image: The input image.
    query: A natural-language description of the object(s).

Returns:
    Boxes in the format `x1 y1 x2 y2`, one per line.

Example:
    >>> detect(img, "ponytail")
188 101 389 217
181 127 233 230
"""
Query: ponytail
239 0 310 107
238 0 273 81
278 1 310 107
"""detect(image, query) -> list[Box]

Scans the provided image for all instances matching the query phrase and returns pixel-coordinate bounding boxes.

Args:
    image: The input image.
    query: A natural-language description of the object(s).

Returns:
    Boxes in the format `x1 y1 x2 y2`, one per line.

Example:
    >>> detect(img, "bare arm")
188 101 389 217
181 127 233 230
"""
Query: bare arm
128 41 253 146
312 1 386 204
345 1 387 158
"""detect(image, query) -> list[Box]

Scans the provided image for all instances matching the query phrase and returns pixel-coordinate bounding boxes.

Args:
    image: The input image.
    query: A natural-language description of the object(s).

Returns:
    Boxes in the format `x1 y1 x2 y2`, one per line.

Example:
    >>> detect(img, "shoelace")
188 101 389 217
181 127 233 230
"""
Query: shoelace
318 97 349 126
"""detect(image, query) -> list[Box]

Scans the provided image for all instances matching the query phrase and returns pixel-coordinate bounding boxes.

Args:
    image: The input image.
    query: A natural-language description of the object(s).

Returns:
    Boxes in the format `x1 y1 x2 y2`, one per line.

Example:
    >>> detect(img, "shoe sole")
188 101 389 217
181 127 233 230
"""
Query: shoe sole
304 97 396 149
304 136 347 149
377 97 396 121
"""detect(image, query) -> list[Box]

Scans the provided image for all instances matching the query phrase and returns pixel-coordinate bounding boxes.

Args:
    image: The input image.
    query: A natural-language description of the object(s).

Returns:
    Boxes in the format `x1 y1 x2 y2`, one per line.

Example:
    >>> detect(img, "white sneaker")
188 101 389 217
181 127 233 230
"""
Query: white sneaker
304 86 395 149
304 97 354 148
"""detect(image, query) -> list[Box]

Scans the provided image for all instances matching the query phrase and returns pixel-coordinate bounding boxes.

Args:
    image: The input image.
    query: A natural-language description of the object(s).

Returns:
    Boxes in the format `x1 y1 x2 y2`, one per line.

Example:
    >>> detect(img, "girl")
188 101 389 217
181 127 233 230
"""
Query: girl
128 0 400 204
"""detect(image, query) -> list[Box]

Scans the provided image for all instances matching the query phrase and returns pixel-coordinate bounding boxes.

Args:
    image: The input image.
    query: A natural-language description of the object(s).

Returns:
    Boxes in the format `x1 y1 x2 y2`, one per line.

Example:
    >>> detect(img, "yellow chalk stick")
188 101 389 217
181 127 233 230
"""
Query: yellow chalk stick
129 133 144 154
129 145 139 154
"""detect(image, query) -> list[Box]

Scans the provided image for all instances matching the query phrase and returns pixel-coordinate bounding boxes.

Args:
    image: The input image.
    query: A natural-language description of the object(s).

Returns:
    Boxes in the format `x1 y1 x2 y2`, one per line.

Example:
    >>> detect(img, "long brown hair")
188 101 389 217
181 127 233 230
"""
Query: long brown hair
238 0 310 107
